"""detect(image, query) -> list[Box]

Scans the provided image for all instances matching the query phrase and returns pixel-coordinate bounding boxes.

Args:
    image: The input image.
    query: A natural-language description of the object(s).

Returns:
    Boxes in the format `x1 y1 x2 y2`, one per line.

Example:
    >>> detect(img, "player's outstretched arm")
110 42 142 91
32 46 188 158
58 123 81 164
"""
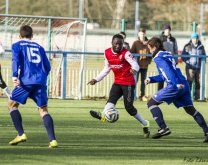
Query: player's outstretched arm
87 79 98 85
144 78 151 85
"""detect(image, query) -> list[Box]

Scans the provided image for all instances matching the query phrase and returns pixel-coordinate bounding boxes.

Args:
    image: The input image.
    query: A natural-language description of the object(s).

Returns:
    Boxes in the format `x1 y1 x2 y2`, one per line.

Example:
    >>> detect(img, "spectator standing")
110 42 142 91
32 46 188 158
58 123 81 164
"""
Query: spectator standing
182 32 206 100
158 24 178 91
119 31 130 51
130 28 151 101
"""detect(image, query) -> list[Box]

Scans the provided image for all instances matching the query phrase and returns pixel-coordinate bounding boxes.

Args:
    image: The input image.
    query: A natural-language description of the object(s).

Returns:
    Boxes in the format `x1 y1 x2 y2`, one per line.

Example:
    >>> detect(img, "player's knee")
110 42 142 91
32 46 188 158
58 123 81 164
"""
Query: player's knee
38 106 48 117
147 98 156 108
147 98 159 110
184 106 197 116
8 100 19 110
125 105 137 116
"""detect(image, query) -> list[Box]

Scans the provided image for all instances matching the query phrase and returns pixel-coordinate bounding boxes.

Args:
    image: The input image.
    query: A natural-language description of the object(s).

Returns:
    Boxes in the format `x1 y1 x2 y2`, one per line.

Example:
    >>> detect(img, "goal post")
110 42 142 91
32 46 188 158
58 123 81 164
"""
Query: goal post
0 14 87 99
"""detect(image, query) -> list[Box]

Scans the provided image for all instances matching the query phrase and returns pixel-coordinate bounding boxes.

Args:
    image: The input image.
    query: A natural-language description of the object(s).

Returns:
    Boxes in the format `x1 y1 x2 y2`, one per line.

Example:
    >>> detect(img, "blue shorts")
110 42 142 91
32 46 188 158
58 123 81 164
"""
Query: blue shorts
153 81 193 108
10 84 48 108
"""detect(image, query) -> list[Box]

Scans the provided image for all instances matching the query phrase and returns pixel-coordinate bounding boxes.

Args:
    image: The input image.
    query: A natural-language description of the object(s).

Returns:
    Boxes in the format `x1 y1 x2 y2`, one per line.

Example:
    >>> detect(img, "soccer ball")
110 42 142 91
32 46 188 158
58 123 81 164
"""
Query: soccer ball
103 108 119 123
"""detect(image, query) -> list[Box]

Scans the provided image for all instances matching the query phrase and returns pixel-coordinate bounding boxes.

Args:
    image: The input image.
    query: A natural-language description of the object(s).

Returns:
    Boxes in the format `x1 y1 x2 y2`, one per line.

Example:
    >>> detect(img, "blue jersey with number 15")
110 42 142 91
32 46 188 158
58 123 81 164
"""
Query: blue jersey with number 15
12 39 51 86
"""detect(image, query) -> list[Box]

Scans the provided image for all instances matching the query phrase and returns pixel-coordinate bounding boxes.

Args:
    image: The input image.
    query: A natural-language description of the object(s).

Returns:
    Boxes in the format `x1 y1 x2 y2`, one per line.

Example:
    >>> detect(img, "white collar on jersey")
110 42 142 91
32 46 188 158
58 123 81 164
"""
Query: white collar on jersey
153 51 163 59
20 39 32 42
111 47 124 55
153 50 171 59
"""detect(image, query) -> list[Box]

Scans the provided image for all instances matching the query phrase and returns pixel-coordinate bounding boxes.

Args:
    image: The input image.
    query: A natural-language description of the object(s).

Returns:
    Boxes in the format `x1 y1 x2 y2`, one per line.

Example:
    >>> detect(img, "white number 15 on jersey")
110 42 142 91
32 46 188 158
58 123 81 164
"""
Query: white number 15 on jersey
27 47 41 63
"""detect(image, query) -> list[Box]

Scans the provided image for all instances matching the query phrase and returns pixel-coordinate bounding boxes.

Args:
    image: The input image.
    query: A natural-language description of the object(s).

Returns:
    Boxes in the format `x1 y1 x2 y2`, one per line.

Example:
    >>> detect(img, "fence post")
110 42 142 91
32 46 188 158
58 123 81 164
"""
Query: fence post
192 21 197 32
120 19 127 32
200 56 206 100
191 22 197 100
47 18 52 96
61 53 67 99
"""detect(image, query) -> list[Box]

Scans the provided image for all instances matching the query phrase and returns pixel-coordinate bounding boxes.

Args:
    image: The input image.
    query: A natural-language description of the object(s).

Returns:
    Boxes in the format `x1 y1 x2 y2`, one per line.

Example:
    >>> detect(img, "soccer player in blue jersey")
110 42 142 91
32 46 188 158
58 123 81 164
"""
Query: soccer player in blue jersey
145 37 208 142
8 25 58 148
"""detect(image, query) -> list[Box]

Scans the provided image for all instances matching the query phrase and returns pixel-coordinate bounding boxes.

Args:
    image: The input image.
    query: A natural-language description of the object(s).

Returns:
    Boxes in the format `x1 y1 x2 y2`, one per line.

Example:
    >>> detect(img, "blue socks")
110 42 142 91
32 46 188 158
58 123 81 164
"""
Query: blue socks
193 112 208 134
10 110 56 141
43 114 56 141
150 106 167 129
10 110 24 136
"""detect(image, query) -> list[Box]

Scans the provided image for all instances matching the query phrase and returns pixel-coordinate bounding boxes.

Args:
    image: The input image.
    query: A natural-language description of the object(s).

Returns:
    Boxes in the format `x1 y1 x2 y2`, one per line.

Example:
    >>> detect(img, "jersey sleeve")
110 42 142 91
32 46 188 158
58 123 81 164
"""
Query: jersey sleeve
95 55 111 82
11 43 20 79
41 47 51 75
155 57 178 85
149 75 165 83
124 51 140 72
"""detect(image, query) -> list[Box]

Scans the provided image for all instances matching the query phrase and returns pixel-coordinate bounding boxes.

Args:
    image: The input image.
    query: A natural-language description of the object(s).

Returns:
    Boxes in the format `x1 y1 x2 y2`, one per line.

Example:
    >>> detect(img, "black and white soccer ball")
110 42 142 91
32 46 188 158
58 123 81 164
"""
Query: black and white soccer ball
103 108 119 123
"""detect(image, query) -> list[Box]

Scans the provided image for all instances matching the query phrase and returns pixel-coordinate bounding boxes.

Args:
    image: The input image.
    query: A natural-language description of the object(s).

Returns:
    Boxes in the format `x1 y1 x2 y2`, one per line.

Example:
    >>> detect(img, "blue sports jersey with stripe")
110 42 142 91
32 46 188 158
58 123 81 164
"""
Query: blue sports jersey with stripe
149 51 193 108
149 51 186 86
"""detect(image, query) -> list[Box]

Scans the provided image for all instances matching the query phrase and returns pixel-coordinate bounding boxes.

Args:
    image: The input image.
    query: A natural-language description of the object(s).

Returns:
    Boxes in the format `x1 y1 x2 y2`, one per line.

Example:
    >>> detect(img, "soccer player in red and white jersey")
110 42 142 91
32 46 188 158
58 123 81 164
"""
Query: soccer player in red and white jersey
88 34 150 138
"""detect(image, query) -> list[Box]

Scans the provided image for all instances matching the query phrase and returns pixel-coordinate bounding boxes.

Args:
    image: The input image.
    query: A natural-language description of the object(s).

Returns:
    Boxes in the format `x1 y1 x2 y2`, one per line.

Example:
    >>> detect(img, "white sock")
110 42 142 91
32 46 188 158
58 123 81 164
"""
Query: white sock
134 111 147 126
103 102 115 111
3 87 11 98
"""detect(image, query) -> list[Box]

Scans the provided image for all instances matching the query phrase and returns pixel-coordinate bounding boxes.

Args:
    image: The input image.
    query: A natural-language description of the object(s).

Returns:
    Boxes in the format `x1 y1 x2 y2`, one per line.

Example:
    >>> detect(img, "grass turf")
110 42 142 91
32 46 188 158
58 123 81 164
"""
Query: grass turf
0 98 208 165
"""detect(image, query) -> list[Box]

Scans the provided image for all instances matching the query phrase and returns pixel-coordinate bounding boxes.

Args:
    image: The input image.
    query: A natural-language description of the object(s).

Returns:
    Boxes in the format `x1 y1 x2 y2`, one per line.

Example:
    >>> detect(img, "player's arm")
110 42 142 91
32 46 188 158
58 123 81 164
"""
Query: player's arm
87 55 111 85
146 75 165 84
155 58 178 85
125 51 139 75
41 47 51 75
11 44 20 86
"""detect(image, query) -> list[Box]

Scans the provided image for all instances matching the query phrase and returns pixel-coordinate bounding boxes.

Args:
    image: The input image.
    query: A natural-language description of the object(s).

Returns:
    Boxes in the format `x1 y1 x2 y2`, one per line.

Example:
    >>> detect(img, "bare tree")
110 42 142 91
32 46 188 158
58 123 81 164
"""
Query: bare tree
111 0 127 29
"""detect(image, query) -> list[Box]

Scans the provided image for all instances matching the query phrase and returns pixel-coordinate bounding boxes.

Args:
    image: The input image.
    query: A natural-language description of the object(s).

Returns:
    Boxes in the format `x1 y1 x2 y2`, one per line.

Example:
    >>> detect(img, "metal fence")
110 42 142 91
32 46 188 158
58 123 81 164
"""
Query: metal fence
1 53 207 101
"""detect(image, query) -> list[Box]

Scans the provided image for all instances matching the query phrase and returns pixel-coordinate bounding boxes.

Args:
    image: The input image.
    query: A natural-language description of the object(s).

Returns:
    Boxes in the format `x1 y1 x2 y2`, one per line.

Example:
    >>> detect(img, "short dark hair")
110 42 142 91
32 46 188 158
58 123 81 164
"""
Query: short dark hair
163 24 171 31
119 31 126 37
139 28 146 33
20 25 33 38
147 37 163 49
112 34 124 42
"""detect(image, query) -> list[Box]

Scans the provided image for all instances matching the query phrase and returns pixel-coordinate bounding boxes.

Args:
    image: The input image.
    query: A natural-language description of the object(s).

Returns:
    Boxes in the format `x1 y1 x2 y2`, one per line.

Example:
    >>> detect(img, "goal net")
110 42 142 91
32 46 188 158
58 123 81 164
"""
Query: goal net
0 14 87 99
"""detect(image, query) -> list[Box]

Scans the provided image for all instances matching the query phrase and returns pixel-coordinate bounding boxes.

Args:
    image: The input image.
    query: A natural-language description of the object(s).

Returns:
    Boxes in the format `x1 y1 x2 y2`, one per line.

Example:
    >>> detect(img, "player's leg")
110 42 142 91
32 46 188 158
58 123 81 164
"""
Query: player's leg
147 98 171 139
38 106 58 148
175 81 208 142
32 85 58 148
0 65 11 98
8 100 27 145
8 86 28 145
90 84 122 121
122 85 150 137
183 106 208 142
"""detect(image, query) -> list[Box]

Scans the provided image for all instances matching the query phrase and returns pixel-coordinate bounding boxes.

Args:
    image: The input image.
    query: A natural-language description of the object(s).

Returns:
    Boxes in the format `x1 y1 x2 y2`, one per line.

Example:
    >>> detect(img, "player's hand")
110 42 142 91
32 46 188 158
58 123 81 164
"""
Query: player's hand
87 79 97 85
13 78 20 87
176 84 184 89
144 78 150 85
130 69 137 75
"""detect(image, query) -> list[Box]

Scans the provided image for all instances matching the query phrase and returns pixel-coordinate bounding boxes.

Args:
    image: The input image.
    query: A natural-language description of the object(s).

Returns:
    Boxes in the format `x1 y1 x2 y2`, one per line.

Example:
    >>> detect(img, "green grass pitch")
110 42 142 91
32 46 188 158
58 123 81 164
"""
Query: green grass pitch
0 98 208 165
